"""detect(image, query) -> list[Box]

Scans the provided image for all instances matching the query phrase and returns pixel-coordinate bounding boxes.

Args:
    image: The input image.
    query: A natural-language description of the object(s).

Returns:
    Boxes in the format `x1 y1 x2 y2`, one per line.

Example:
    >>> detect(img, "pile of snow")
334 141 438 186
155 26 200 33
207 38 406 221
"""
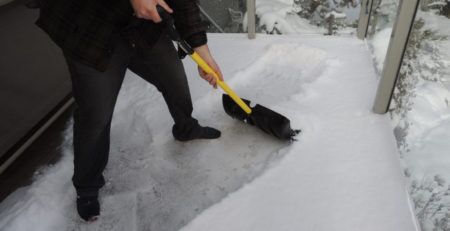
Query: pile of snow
369 27 393 73
180 35 418 231
325 11 347 19
255 0 298 33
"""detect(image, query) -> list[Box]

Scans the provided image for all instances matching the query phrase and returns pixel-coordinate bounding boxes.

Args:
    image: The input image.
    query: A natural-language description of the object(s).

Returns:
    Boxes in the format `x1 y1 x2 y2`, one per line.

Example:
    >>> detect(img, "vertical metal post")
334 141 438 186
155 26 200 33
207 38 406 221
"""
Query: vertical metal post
198 4 226 33
247 0 256 39
373 0 420 114
357 0 373 39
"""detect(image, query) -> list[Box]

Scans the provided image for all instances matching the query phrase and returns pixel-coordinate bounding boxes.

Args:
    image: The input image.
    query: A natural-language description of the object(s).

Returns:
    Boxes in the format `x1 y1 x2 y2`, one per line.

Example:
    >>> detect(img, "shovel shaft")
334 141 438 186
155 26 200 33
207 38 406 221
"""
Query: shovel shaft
190 52 252 114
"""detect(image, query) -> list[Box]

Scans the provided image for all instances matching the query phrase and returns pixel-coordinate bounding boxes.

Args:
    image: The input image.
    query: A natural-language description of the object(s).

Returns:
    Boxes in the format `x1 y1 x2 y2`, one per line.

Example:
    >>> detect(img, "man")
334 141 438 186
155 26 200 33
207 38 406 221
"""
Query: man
36 0 223 222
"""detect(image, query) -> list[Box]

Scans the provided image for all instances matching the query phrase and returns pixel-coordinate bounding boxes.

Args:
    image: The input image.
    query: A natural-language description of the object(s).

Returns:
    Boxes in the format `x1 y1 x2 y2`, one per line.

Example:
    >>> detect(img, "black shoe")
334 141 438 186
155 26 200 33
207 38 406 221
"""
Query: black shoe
174 125 221 141
76 195 100 222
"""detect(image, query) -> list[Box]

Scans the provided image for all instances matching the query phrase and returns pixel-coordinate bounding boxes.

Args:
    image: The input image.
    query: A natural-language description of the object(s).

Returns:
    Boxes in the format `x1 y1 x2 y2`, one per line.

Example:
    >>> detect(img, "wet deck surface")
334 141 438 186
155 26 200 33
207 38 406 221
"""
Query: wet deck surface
0 106 73 203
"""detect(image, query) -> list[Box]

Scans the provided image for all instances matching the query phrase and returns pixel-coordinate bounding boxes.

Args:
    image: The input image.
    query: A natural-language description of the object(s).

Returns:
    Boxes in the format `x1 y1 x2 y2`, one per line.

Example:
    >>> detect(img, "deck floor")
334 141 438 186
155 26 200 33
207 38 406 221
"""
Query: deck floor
0 34 419 231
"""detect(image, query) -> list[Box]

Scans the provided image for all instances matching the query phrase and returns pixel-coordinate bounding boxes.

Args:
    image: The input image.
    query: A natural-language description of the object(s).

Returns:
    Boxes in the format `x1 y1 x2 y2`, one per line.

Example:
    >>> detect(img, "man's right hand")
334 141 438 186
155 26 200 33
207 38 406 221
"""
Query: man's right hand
130 0 173 23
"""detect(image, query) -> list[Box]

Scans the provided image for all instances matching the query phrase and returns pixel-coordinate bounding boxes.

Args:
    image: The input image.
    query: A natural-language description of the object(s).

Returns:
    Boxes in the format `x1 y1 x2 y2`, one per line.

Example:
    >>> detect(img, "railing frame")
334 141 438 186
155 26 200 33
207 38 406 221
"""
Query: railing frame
372 0 420 114
247 0 256 39
357 0 374 39
198 4 226 33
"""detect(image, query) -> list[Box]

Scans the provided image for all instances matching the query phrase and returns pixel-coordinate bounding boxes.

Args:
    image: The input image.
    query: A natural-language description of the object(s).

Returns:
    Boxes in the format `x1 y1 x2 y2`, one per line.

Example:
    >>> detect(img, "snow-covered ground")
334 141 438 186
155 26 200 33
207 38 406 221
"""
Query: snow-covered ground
180 34 419 231
0 34 418 231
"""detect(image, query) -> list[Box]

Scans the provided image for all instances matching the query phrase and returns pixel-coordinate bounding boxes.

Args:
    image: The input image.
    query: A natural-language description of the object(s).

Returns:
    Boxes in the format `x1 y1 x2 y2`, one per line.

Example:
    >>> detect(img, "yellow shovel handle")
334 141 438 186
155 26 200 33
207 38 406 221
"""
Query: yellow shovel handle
190 52 252 114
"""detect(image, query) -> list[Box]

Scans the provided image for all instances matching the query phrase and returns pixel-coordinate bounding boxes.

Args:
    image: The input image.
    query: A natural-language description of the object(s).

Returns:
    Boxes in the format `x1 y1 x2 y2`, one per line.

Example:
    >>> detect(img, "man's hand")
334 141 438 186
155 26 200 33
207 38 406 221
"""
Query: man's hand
130 0 173 23
194 45 223 89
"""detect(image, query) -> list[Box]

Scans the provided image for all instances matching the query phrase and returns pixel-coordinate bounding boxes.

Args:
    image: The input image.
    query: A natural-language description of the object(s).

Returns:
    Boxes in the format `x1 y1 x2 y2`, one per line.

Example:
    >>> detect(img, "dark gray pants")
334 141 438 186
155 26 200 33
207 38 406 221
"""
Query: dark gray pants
65 34 198 197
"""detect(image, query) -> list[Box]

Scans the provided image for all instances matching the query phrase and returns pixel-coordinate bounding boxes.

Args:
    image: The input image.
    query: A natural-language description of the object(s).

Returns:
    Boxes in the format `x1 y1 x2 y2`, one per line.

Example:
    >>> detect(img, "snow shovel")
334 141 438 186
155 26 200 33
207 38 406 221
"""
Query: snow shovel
157 6 300 141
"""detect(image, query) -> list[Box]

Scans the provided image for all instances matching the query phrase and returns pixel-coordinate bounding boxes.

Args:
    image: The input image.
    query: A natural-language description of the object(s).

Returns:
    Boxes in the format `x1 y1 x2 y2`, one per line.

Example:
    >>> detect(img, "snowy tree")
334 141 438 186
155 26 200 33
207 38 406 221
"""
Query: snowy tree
332 0 358 8
408 174 450 231
250 0 359 35
294 0 359 34
441 1 450 17
368 0 399 36
420 0 449 14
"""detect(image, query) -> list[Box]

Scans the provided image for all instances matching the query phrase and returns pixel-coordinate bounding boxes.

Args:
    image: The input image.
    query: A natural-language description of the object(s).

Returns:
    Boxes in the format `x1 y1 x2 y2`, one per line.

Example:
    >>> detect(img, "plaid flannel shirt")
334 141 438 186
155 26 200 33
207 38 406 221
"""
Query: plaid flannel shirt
36 0 207 71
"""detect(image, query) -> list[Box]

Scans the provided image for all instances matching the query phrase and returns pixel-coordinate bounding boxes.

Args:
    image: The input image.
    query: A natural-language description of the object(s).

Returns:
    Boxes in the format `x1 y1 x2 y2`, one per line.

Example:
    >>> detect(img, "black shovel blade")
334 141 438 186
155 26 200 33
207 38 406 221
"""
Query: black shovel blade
222 94 251 121
222 94 300 141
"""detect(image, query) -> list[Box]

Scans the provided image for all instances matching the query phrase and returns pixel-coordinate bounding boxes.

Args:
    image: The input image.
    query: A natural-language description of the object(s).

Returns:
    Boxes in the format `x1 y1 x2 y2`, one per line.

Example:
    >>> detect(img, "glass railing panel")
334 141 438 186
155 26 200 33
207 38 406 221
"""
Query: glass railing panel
367 0 400 73
390 1 450 230
199 0 246 33
199 0 361 35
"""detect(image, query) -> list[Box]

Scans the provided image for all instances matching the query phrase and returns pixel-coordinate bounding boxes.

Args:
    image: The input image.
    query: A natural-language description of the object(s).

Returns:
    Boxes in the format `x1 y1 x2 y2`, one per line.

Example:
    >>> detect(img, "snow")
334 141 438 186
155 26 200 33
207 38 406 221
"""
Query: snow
180 34 418 231
376 11 450 230
325 11 347 19
395 12 450 186
244 0 325 34
369 27 393 73
254 0 300 33
0 34 418 230
245 0 360 35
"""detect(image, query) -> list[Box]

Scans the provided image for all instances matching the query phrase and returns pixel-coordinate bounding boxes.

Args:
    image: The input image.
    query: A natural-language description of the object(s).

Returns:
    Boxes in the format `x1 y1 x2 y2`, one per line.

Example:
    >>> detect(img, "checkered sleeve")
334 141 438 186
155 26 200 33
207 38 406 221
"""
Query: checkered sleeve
170 0 208 48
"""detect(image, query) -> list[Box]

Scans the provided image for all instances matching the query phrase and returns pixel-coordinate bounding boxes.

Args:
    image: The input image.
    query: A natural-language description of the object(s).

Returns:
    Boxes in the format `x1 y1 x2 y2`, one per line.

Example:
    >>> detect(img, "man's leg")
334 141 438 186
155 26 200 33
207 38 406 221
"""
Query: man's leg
128 35 220 141
64 39 131 221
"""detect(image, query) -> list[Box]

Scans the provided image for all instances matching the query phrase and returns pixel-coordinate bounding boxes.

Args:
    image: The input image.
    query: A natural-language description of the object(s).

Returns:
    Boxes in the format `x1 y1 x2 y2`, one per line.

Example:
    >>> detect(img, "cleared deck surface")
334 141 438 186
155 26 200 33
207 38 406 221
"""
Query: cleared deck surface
0 34 418 231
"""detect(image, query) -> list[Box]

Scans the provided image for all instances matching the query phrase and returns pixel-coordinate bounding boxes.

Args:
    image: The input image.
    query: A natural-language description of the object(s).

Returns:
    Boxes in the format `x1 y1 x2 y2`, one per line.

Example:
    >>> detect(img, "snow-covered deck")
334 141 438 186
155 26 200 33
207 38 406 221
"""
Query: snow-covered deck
0 34 419 231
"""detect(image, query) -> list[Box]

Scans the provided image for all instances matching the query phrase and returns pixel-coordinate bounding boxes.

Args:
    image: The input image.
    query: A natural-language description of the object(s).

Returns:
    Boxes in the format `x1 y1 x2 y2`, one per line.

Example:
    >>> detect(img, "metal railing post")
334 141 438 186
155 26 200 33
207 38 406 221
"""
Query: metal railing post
357 0 374 39
247 0 256 39
373 0 420 114
197 4 226 33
